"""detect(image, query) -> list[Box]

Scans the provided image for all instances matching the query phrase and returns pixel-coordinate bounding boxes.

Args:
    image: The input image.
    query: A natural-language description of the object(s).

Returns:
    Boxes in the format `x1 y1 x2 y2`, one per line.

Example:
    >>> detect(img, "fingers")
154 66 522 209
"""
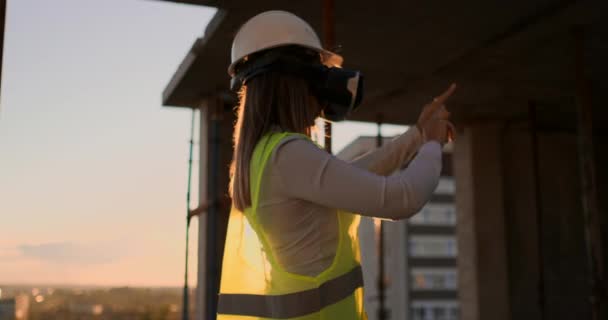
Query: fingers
419 83 457 135
436 105 450 120
433 83 457 106
425 83 456 122
423 101 443 120
435 120 455 145
446 121 456 142
423 118 446 144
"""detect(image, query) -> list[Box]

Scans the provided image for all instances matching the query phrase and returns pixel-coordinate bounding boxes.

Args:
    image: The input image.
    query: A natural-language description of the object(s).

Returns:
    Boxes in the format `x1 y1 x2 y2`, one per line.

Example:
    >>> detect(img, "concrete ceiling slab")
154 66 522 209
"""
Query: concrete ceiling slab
159 0 607 125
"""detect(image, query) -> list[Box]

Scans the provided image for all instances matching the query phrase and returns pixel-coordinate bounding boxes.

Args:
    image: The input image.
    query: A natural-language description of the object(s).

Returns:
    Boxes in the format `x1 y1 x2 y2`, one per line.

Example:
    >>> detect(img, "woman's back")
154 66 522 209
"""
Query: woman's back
256 126 433 277
258 135 340 276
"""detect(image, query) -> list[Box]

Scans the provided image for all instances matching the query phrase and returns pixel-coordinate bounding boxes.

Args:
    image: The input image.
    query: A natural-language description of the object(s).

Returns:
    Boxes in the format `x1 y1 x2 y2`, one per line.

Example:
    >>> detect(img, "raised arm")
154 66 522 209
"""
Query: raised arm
348 126 423 176
271 137 442 220
349 84 457 176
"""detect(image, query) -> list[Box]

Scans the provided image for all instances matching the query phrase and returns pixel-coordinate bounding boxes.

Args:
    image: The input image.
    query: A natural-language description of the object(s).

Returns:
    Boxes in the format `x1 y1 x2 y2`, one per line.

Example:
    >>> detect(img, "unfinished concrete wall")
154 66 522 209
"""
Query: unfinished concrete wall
454 118 607 320
503 128 591 319
454 124 510 320
594 136 608 312
538 132 589 319
595 135 608 314
501 128 542 320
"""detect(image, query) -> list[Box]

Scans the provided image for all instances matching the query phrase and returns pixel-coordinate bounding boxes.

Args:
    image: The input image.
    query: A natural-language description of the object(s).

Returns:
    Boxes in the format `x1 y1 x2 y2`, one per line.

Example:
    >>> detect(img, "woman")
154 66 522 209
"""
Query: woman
218 11 455 320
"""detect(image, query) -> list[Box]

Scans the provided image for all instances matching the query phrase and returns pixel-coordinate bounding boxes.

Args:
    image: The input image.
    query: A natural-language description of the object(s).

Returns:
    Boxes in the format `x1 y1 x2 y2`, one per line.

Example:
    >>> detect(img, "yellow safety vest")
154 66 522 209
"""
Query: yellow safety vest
218 132 367 320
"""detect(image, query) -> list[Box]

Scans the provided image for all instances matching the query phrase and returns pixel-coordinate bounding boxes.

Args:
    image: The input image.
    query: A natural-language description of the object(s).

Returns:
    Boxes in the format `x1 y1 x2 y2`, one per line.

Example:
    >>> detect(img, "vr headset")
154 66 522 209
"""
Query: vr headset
230 49 364 122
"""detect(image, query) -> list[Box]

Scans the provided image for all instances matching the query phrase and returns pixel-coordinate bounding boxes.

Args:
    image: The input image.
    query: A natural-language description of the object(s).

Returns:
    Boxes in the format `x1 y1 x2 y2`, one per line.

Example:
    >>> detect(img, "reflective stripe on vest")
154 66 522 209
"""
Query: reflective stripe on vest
218 265 363 318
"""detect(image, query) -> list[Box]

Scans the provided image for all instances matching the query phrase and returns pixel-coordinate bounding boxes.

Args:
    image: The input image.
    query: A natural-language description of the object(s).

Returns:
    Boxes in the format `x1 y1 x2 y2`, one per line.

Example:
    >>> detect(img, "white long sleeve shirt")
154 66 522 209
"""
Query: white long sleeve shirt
256 126 442 276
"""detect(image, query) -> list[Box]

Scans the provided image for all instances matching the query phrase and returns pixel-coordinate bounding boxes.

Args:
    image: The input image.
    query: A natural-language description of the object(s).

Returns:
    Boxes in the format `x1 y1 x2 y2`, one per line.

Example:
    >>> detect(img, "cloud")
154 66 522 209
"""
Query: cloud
17 241 124 265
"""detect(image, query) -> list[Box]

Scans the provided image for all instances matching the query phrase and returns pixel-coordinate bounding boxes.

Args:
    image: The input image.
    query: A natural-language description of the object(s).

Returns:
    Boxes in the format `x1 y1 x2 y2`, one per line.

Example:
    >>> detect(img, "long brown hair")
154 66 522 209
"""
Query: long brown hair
229 68 322 211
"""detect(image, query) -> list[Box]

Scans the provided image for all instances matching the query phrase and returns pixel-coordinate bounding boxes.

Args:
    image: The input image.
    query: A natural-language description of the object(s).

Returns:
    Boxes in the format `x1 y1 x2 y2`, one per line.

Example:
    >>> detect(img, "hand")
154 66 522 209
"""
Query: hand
424 118 455 145
416 84 456 142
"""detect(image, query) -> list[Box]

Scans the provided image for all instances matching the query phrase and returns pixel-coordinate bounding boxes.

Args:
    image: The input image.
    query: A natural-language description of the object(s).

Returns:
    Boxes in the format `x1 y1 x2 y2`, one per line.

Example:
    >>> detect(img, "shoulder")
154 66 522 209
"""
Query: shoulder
270 134 328 167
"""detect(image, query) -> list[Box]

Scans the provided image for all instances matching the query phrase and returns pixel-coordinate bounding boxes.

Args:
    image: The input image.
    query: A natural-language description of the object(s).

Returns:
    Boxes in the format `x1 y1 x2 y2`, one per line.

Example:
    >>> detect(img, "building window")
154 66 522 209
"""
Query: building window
450 306 459 320
411 268 458 290
433 307 446 320
409 236 457 257
411 300 459 320
412 305 426 320
409 204 456 226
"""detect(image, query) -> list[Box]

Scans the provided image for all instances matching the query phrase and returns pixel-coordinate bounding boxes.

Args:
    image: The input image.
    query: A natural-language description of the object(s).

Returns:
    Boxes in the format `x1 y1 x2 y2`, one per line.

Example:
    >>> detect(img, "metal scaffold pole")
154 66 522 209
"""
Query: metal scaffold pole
182 108 196 320
205 97 222 320
0 0 5 106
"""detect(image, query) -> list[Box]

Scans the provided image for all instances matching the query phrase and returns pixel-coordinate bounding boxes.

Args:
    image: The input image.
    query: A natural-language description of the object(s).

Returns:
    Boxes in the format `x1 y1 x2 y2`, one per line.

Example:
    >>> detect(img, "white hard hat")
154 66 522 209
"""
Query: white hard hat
228 10 343 76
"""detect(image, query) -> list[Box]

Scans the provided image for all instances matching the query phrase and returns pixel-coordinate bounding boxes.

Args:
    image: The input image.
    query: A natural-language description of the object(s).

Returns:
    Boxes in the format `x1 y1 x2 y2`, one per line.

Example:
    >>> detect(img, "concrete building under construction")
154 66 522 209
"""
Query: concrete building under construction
158 1 608 319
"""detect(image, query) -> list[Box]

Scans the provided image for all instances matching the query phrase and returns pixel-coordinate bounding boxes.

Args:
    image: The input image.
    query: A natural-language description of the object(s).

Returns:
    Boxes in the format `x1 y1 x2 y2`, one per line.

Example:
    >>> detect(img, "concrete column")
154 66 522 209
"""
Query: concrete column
195 96 235 320
501 128 542 320
195 105 208 320
453 124 510 320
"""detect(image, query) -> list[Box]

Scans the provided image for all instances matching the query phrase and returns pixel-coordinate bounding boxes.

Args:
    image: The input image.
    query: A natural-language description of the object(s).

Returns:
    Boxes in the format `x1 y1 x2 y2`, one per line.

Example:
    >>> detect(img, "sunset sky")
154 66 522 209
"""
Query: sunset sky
0 0 406 287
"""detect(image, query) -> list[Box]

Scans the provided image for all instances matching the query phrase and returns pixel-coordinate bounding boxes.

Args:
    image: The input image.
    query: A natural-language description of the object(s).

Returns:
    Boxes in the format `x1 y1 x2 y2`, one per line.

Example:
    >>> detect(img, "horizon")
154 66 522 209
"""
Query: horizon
0 282 185 289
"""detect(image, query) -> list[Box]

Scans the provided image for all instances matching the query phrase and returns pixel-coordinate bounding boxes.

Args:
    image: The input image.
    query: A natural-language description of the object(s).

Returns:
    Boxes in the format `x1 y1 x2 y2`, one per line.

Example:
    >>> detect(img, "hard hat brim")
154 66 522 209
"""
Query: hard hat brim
228 44 343 77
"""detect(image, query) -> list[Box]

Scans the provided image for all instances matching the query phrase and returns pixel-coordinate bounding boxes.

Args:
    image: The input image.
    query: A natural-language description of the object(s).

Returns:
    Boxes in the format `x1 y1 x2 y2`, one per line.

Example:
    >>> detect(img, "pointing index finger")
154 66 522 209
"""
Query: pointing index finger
433 83 457 105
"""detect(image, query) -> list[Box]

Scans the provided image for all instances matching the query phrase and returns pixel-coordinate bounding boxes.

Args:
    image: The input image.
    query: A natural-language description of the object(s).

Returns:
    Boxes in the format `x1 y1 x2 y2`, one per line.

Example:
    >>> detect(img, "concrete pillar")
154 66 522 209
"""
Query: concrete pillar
195 105 209 320
454 120 599 320
195 96 235 320
535 132 589 319
453 124 510 320
501 128 542 320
